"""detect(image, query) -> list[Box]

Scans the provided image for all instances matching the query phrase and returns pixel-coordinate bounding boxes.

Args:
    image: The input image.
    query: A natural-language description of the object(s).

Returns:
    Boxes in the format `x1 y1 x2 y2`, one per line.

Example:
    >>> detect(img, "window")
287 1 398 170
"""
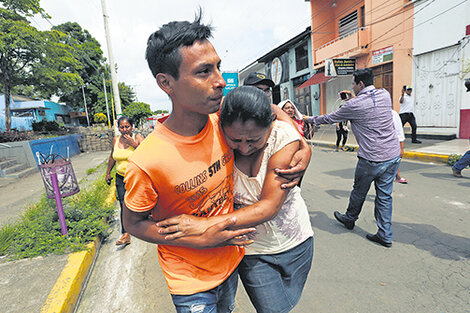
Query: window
339 10 358 37
295 44 308 72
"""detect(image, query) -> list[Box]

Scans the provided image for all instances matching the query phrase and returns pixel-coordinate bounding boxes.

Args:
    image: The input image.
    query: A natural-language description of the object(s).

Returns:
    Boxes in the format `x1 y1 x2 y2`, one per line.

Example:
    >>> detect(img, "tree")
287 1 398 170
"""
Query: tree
0 2 81 130
123 102 153 127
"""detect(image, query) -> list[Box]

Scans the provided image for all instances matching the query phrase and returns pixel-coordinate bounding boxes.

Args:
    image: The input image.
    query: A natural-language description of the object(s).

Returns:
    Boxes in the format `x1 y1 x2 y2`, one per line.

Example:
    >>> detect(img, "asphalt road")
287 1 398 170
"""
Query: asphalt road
76 146 470 313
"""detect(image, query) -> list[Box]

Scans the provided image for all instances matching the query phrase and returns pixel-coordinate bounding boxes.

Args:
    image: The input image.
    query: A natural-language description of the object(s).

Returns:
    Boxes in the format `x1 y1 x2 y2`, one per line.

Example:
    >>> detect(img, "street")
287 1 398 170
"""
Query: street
76 146 470 313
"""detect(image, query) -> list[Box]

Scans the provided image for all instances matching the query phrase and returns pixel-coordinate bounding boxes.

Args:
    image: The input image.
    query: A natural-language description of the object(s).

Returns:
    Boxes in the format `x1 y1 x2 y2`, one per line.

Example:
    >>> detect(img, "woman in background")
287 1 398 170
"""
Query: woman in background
335 90 353 152
278 99 313 139
105 116 144 245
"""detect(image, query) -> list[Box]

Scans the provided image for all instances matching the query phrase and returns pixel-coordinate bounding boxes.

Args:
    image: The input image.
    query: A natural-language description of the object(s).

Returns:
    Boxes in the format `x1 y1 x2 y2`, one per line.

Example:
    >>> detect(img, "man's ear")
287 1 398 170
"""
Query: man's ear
156 73 173 95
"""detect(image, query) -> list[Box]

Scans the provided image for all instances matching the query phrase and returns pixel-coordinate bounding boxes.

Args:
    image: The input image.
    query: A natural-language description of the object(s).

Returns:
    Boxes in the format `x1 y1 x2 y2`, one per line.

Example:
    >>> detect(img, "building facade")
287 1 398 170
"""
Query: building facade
308 0 414 114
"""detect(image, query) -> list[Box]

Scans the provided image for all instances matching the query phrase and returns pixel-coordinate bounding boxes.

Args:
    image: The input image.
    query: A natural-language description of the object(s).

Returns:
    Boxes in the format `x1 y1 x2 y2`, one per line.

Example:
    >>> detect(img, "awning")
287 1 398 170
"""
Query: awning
297 72 331 89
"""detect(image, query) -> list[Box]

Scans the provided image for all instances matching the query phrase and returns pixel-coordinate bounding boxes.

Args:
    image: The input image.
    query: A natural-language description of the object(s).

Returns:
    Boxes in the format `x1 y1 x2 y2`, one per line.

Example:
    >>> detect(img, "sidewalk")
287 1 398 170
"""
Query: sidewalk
309 124 469 162
1 130 469 313
0 150 110 313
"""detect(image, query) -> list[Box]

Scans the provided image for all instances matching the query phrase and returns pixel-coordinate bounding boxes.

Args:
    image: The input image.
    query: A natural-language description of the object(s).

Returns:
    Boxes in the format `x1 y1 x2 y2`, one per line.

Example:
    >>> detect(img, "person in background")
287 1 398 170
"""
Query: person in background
278 99 311 139
335 90 353 152
399 85 421 144
392 110 408 184
243 72 274 100
452 141 470 178
158 86 314 313
303 68 401 248
105 116 144 246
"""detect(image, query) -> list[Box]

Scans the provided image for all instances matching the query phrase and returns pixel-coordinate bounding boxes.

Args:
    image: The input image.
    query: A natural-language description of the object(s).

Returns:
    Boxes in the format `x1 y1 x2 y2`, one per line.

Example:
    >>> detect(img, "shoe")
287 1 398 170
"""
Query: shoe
341 146 347 151
116 233 131 246
395 177 408 184
412 139 422 144
366 234 392 247
335 147 339 152
333 211 355 230
452 168 463 178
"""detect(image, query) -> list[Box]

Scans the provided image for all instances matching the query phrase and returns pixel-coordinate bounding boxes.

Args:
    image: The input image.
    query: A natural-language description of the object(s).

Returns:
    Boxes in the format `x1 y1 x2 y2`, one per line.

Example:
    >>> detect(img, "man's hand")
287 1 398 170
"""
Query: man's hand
157 214 211 239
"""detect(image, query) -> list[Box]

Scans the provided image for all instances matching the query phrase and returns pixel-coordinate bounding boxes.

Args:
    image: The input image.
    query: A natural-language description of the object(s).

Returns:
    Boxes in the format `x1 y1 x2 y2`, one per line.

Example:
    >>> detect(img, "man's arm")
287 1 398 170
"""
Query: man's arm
303 103 355 126
157 141 300 239
399 89 405 103
123 204 255 248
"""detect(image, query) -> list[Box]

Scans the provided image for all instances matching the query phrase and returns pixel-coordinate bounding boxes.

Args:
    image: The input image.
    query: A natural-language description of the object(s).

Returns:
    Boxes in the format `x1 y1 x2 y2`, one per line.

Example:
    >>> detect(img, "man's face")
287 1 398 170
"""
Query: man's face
168 40 226 115
352 78 363 95
406 89 412 96
254 83 272 99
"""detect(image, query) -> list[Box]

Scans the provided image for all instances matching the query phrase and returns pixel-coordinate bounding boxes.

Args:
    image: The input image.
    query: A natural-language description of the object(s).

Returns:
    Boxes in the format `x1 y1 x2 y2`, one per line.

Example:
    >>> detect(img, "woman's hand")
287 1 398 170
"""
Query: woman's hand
122 134 138 148
156 214 212 240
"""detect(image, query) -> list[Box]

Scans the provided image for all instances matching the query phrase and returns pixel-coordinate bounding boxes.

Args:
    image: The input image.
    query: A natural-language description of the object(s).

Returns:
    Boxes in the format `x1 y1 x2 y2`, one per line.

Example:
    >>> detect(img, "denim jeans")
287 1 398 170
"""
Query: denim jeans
453 150 470 172
345 156 401 243
238 237 314 313
170 269 238 313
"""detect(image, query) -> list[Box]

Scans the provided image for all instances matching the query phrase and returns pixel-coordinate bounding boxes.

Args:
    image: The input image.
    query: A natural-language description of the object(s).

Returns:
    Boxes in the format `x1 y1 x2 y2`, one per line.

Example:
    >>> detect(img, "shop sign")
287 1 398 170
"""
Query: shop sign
222 72 239 96
271 57 283 85
372 46 393 65
325 58 356 76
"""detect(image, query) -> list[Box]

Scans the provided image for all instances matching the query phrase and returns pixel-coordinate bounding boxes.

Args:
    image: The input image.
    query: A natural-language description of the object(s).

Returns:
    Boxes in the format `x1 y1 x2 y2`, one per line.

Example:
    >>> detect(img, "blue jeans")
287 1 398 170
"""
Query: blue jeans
238 237 314 313
345 156 401 243
453 150 470 172
170 269 238 313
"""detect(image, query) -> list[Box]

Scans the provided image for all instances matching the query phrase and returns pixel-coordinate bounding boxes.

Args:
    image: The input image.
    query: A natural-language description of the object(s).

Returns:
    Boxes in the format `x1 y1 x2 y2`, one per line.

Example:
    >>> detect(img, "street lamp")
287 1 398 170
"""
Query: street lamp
81 84 90 126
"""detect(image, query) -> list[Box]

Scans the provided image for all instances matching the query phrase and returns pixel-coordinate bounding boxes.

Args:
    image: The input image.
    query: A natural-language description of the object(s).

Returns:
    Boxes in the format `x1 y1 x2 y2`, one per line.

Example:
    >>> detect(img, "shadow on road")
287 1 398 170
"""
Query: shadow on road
324 189 374 203
309 211 470 261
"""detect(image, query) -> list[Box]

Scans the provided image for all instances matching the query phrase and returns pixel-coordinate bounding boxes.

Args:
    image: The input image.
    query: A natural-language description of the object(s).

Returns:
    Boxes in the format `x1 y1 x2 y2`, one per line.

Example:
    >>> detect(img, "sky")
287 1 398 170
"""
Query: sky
32 1 312 112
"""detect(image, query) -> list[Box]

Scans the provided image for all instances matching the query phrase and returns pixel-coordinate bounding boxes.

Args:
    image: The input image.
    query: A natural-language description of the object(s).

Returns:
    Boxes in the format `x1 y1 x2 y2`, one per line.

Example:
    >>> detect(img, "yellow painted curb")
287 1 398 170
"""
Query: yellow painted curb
41 185 116 313
403 151 449 163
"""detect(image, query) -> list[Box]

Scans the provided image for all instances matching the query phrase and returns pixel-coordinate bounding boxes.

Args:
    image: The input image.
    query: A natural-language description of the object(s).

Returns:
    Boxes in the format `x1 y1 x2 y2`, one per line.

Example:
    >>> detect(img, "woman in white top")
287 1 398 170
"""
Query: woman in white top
158 86 314 313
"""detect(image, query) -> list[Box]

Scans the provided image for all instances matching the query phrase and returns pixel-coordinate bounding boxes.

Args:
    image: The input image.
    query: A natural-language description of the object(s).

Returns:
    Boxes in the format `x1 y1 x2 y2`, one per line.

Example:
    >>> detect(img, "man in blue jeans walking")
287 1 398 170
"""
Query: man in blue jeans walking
304 68 401 247
452 145 470 178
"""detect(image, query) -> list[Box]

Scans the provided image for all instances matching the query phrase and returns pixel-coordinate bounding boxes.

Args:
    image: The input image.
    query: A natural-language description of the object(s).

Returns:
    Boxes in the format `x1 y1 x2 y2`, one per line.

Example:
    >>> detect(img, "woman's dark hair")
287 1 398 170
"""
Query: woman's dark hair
145 10 213 80
117 116 133 127
220 86 273 129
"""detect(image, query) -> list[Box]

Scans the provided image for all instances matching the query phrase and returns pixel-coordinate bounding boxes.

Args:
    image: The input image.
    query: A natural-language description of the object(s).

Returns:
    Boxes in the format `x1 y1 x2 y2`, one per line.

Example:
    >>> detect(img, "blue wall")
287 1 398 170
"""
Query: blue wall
29 134 82 166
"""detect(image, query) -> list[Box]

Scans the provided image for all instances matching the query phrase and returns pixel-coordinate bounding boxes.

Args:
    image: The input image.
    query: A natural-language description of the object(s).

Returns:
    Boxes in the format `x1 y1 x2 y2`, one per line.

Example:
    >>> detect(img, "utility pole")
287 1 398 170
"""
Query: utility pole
102 73 111 128
100 0 122 119
81 85 90 126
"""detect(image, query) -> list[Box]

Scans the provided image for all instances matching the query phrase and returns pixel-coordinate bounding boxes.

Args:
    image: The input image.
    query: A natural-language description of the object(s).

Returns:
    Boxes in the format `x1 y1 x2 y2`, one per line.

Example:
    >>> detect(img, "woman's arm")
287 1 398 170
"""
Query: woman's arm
105 136 117 182
123 204 255 248
157 140 300 239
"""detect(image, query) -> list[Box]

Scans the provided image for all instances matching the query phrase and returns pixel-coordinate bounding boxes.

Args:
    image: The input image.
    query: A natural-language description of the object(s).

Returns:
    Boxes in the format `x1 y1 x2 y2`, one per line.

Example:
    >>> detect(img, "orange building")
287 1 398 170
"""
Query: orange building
306 0 414 113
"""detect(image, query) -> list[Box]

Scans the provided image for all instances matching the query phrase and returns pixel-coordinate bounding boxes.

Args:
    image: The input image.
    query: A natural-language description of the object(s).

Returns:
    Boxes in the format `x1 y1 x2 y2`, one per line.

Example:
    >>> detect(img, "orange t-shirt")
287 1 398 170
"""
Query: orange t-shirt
124 114 244 295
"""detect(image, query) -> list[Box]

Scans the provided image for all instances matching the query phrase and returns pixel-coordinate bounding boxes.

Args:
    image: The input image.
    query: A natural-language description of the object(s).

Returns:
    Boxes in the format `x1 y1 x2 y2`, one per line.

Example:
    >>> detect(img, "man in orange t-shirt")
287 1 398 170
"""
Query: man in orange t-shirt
123 14 311 313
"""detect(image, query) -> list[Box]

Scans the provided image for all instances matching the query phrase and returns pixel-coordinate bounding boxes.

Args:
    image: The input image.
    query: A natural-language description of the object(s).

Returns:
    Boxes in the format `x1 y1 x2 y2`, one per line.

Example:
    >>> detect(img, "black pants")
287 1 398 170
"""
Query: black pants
336 129 348 147
115 173 127 234
400 112 418 142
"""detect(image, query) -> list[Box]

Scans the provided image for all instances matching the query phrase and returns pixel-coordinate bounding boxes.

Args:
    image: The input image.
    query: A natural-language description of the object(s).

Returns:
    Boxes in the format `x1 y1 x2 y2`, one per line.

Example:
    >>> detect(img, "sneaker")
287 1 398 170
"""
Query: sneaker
452 168 463 178
412 139 422 144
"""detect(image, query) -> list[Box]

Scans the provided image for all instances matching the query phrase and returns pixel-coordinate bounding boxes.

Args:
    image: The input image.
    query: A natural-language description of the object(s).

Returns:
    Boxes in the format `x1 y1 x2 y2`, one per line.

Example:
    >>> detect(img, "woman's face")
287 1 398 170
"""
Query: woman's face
223 119 271 156
118 119 133 136
282 102 295 118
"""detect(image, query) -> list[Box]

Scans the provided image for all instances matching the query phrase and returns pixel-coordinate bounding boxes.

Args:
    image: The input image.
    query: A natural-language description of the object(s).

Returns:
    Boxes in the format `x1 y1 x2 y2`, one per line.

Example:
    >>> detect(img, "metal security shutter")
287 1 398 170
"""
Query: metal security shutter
339 10 358 37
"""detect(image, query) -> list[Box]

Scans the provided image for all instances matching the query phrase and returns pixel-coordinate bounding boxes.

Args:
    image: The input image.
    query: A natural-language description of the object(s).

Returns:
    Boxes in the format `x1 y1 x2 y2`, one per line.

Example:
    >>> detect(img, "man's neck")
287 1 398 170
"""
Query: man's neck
163 111 209 136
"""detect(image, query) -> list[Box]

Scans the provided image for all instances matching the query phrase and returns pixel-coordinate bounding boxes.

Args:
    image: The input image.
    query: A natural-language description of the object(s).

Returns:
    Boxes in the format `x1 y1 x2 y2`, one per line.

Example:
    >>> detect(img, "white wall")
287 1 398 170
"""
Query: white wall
413 0 470 56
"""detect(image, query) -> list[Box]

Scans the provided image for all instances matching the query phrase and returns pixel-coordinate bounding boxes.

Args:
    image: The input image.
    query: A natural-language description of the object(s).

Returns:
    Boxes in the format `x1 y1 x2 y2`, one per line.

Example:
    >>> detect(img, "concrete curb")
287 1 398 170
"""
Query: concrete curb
40 185 116 313
309 140 450 164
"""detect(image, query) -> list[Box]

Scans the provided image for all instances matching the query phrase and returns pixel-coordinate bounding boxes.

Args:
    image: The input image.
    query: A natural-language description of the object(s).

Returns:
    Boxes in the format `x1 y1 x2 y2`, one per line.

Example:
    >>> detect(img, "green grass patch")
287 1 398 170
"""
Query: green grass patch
0 171 116 260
